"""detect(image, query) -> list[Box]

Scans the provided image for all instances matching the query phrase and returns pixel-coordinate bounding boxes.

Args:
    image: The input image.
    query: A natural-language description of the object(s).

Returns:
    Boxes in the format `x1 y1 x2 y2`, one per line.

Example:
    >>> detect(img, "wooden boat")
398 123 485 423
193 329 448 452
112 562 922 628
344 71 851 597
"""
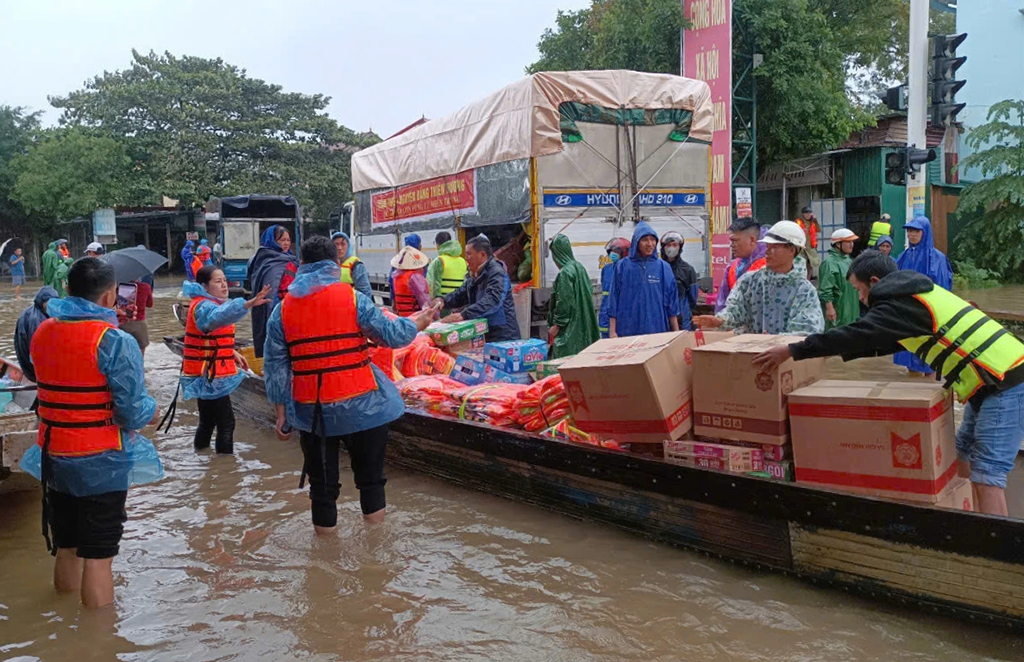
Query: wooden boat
0 357 38 494
164 335 1024 631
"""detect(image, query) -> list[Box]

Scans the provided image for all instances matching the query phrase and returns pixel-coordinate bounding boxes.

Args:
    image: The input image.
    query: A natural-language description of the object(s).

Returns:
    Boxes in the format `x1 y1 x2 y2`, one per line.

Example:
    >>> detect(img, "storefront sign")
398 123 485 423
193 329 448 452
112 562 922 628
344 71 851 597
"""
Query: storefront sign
735 187 752 218
372 170 477 227
683 0 732 293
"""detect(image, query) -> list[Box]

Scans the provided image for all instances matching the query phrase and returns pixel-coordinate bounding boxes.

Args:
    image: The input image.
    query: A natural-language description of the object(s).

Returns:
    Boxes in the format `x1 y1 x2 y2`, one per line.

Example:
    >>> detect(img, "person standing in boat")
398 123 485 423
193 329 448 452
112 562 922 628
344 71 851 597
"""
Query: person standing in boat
182 266 271 454
433 234 521 342
753 250 1024 516
263 236 434 532
247 225 298 359
19 257 163 608
331 231 373 298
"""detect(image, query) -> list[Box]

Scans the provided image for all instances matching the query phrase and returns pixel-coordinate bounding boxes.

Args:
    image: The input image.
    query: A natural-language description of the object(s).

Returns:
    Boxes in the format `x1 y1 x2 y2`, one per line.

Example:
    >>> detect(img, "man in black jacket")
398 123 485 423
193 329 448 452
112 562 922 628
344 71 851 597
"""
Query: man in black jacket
753 250 1024 516
434 235 521 342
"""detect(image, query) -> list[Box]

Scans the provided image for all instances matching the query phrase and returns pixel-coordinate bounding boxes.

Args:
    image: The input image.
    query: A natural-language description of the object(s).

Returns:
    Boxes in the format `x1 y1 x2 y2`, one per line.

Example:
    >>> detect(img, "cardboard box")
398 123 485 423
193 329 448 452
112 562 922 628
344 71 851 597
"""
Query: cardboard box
559 330 732 443
483 363 535 385
664 439 764 465
534 357 573 379
426 319 488 346
789 380 957 503
937 477 974 512
695 436 792 461
484 338 548 373
665 451 760 474
692 334 825 445
447 336 485 356
449 353 487 386
758 460 794 482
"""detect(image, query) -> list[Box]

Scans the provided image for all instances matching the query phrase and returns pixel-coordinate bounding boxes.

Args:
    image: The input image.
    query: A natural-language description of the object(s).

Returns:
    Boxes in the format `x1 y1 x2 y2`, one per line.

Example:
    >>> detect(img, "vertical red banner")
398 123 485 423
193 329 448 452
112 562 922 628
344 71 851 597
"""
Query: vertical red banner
683 0 732 297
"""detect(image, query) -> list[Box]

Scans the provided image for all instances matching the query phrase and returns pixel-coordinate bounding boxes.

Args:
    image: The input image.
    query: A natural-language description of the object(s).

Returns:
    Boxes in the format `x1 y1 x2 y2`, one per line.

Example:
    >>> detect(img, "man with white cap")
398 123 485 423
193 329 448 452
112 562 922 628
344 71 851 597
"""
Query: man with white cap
389 245 432 316
693 221 824 335
84 242 105 257
819 228 860 329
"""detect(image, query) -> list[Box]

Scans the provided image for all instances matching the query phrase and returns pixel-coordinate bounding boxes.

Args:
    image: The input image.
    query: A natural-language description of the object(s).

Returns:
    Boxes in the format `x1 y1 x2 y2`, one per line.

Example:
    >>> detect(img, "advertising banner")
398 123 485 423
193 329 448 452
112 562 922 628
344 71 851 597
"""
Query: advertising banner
683 0 732 296
371 170 477 227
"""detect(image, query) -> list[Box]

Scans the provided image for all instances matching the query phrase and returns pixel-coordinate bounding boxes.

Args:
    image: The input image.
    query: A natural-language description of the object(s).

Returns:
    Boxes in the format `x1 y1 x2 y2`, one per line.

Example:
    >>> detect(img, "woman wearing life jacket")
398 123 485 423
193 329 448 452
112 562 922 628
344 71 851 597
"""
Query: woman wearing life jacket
190 245 213 280
247 225 298 358
182 266 271 454
331 231 373 298
389 246 432 316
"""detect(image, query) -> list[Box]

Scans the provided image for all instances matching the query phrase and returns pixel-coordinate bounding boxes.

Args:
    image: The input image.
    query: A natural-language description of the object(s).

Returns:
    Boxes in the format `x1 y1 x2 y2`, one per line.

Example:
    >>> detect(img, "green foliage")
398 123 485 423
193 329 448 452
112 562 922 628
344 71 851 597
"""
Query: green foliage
954 100 1024 281
0 106 42 228
952 260 1001 290
11 127 155 224
49 50 376 219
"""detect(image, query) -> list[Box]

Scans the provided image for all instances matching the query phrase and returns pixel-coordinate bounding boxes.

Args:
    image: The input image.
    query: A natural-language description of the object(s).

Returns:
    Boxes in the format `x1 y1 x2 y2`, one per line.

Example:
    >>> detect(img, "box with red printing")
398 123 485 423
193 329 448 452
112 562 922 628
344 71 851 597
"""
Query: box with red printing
664 451 761 474
664 439 764 465
788 380 956 503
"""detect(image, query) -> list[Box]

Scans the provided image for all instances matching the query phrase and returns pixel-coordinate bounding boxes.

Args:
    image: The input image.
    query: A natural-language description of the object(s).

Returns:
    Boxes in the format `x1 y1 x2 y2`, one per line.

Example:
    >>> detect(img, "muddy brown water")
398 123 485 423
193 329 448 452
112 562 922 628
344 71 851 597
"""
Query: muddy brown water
1 279 1023 661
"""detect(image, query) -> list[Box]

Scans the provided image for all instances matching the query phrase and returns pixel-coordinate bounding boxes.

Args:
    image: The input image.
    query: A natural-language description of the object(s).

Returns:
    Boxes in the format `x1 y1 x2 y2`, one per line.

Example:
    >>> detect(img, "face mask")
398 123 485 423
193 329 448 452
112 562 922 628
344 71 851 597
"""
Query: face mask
664 246 680 259
609 252 620 263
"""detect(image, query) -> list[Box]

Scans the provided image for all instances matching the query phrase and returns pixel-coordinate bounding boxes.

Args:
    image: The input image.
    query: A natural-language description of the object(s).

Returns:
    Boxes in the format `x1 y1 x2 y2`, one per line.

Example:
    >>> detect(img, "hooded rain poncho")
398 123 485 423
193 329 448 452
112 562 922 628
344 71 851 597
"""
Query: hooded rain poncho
42 242 59 288
606 222 679 337
547 235 600 358
14 286 58 383
894 216 954 373
427 238 466 298
331 231 373 298
179 280 250 400
19 296 162 496
264 260 418 437
818 246 859 329
874 235 898 266
247 225 299 358
715 255 824 335
53 257 72 298
182 240 196 280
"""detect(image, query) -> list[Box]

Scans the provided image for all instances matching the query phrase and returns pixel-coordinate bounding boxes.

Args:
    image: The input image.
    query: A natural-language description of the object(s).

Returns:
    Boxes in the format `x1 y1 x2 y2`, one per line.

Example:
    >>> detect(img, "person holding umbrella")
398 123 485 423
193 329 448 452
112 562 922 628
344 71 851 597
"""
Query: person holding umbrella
181 265 271 454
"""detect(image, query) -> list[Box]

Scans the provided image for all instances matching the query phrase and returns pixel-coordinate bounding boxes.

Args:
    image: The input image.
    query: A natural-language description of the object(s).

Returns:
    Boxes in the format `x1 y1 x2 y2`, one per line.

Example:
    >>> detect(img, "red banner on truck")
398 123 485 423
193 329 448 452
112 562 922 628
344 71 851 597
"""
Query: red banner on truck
371 170 477 227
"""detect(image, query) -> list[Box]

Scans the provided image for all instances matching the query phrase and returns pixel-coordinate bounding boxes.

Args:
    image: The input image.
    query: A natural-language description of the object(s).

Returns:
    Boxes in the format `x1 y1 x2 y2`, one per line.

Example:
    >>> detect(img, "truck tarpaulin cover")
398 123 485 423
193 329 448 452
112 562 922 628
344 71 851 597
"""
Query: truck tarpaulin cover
350 70 713 193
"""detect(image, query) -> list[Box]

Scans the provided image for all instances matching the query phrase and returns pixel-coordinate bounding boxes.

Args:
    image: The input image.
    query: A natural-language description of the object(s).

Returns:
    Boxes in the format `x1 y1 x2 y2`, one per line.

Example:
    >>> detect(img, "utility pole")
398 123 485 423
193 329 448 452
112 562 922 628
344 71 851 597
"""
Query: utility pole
905 0 929 223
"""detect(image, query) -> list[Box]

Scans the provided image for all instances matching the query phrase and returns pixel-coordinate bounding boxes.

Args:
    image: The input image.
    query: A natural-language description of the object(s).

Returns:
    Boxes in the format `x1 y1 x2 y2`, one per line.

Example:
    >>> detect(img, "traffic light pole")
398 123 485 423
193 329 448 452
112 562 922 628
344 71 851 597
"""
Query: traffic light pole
905 0 929 223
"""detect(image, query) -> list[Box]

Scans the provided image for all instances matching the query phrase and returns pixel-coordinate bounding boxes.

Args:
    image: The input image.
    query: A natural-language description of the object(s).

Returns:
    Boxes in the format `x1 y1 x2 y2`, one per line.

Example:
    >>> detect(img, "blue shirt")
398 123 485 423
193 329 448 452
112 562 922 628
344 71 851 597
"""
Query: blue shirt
20 297 162 496
10 254 25 276
264 260 418 436
179 281 250 400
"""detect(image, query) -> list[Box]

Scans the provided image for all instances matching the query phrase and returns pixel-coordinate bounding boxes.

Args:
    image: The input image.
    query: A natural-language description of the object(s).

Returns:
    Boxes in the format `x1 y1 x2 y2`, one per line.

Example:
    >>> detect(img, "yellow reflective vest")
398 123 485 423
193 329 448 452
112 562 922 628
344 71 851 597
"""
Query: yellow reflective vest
438 254 468 294
868 220 893 247
898 286 1024 403
340 256 361 284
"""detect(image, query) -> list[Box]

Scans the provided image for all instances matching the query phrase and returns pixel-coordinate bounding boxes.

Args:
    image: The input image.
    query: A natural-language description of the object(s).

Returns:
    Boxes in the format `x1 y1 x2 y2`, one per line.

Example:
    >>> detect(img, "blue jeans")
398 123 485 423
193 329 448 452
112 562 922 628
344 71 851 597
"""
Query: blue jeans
955 381 1024 488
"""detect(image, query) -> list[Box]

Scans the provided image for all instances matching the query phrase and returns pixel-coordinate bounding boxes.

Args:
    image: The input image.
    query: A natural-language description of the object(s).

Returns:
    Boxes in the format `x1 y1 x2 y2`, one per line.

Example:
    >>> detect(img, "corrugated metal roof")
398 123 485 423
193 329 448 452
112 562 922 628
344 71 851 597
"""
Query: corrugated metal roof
841 117 946 149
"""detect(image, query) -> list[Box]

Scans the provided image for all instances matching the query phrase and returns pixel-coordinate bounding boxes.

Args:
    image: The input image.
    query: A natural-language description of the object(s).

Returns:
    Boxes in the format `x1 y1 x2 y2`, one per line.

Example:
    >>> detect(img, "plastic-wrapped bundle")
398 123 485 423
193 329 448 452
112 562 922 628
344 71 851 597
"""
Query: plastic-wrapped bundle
398 375 467 416
458 383 530 428
395 334 435 377
541 419 624 451
515 374 572 432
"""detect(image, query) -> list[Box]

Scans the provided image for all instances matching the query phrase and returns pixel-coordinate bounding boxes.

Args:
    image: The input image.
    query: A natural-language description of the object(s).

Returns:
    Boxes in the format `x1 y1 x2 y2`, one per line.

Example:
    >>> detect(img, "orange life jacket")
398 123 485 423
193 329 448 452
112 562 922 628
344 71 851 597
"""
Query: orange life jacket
797 218 819 249
31 319 121 457
727 256 767 289
280 282 377 404
391 270 419 316
183 299 238 380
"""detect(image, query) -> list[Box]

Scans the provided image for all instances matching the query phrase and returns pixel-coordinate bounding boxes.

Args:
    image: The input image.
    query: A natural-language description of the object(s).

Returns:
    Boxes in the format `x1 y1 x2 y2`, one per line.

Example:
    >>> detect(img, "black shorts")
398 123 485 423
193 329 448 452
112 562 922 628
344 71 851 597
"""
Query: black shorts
47 490 128 559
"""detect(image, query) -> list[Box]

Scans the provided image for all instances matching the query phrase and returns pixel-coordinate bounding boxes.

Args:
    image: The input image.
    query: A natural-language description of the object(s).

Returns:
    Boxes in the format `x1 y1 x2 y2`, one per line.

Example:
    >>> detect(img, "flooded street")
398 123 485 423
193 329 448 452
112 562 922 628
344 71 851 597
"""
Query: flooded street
2 280 1024 661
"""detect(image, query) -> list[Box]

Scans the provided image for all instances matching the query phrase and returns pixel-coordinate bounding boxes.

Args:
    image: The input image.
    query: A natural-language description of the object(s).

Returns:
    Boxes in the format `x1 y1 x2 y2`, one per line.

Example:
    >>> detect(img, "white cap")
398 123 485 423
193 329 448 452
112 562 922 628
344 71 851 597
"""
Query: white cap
85 242 104 254
759 220 806 249
830 228 859 242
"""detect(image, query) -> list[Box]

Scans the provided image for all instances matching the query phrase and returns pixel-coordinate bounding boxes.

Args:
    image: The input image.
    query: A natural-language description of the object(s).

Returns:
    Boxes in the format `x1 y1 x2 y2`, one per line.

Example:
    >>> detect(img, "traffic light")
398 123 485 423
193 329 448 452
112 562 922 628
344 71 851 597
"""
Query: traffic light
885 150 907 186
930 33 967 126
885 145 936 186
880 84 908 112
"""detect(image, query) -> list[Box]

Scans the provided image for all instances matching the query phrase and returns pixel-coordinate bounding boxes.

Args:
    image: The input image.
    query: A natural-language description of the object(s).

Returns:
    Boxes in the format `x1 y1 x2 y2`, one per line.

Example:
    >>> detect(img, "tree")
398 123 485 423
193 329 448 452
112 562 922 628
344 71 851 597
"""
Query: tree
11 127 155 224
50 50 376 219
953 100 1024 280
526 1 946 166
0 105 42 229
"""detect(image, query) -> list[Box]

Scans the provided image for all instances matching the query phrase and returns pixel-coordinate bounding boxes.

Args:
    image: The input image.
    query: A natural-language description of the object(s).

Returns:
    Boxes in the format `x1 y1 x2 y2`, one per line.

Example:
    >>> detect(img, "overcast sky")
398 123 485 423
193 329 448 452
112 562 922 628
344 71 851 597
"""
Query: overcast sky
1 0 590 138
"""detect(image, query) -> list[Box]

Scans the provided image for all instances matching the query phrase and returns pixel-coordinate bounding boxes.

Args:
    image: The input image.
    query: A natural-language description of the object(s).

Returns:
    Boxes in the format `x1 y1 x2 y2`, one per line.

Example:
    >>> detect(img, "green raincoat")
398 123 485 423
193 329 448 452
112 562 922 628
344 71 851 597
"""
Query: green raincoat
818 247 859 329
547 234 600 358
427 239 466 299
42 241 59 288
54 257 72 298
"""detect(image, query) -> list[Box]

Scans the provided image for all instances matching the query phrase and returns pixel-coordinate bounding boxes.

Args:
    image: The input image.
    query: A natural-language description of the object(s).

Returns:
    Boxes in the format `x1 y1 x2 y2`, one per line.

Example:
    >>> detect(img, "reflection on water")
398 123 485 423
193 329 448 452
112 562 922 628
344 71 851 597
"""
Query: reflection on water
1 280 1023 661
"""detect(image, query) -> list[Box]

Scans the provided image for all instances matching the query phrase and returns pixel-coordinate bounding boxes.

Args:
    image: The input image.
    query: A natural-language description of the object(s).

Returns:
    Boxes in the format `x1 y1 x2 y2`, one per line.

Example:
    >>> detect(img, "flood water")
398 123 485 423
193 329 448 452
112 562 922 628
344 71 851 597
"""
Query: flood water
2 279 1024 661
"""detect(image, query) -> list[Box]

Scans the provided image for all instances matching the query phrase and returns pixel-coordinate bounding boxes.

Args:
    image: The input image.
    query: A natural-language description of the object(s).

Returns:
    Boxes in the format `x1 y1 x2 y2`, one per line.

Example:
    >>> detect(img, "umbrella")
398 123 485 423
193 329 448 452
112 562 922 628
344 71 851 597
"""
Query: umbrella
102 247 168 283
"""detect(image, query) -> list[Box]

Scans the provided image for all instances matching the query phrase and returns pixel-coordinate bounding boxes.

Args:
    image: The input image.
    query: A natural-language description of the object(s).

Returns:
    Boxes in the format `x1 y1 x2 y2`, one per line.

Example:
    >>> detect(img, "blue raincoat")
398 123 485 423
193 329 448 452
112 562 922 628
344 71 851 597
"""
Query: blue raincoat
598 257 619 337
14 286 58 383
263 260 418 437
181 240 196 280
894 217 953 373
606 222 680 337
180 281 250 400
404 234 422 250
20 297 162 496
331 230 373 298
